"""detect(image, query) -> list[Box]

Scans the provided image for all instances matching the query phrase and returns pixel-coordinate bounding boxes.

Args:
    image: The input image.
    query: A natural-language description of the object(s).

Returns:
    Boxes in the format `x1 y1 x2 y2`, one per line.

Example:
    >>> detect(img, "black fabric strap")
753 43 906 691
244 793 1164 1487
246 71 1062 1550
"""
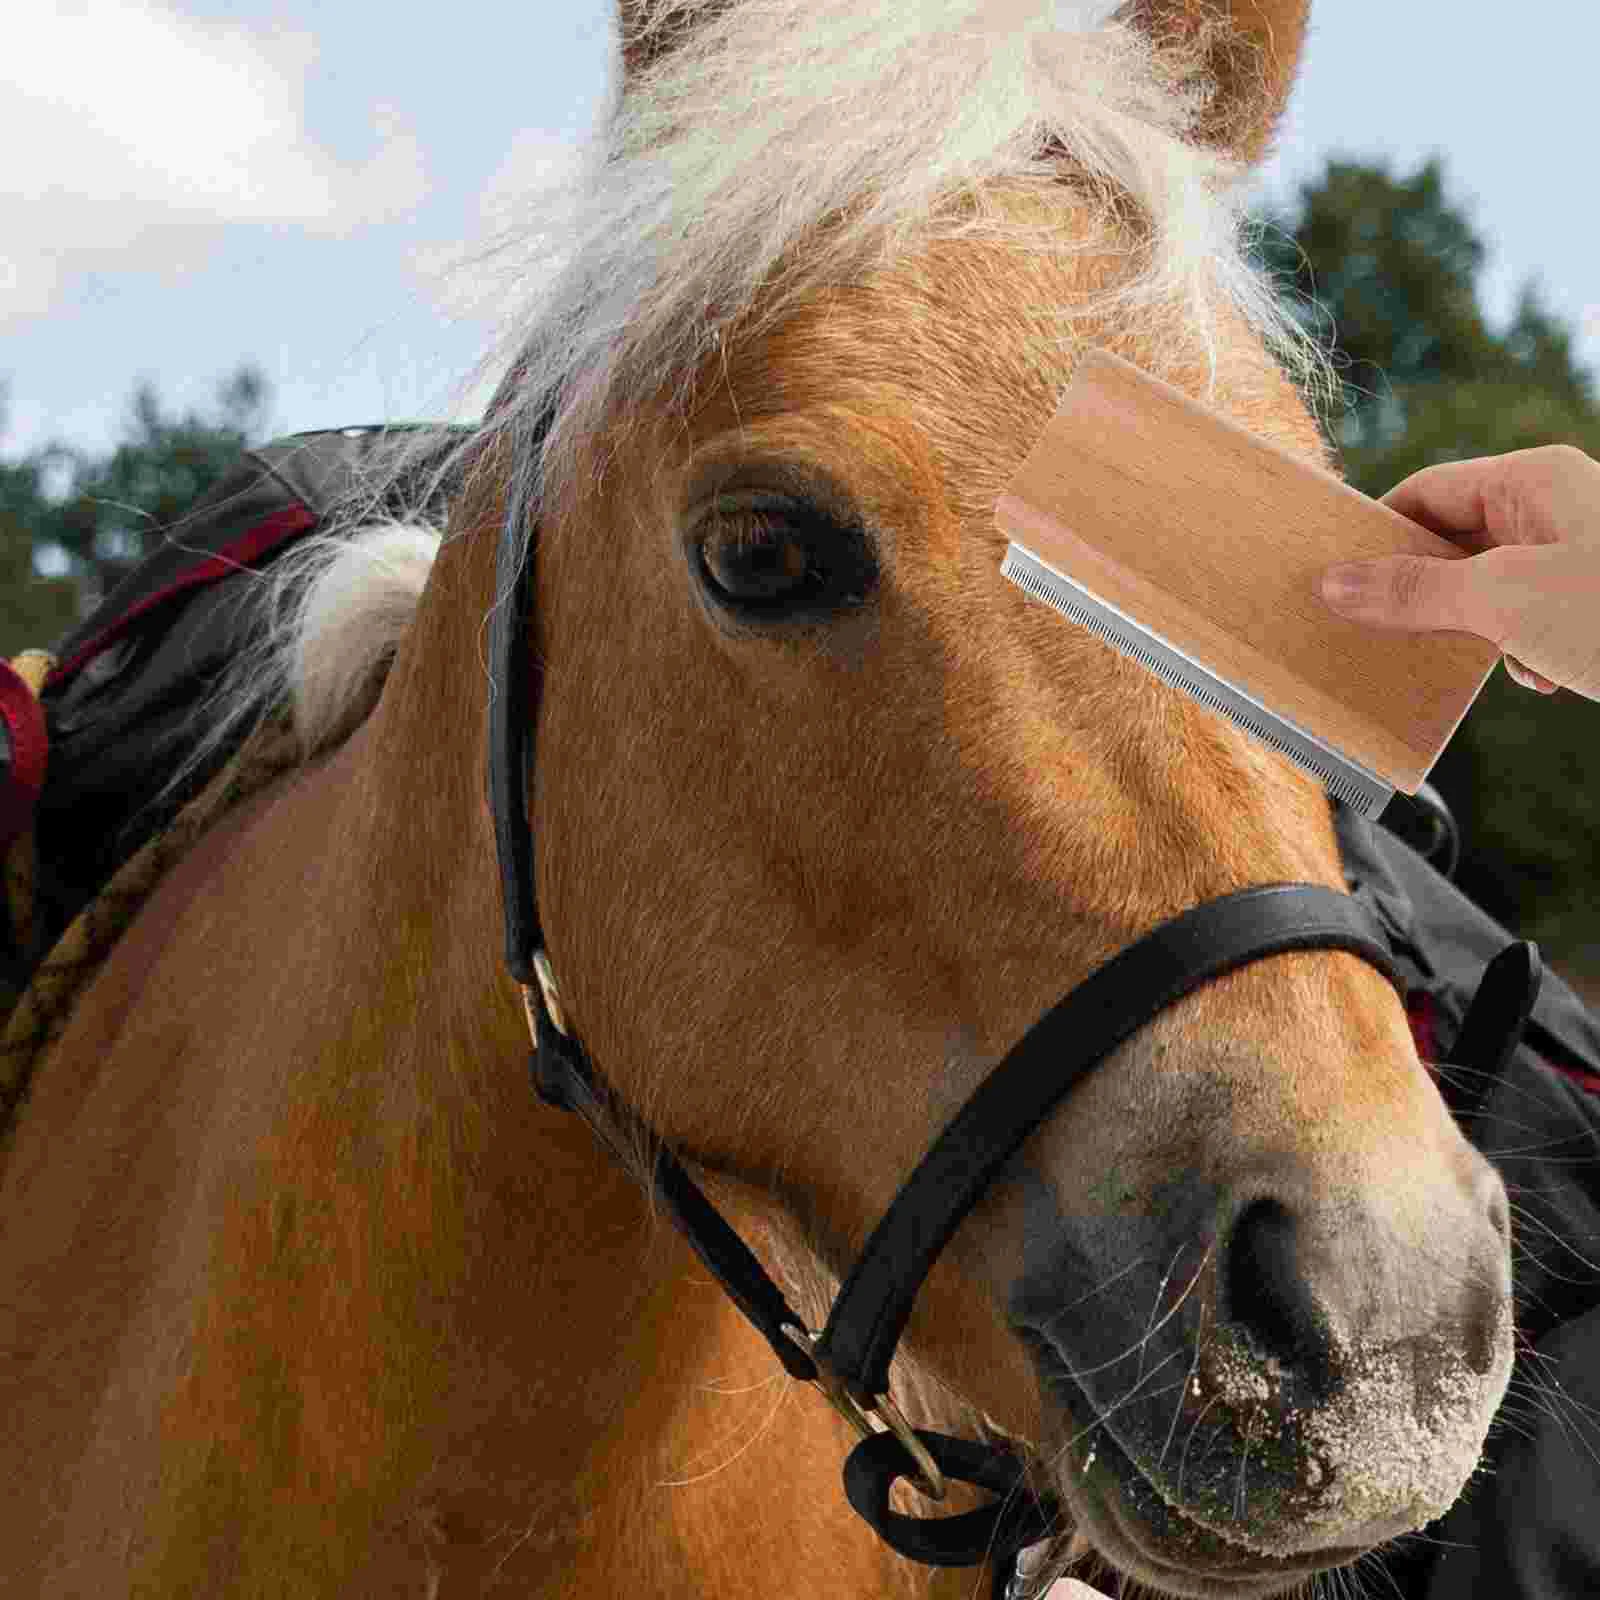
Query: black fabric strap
489 490 541 986
815 883 1402 1402
1448 939 1543 1121
530 986 820 1382
842 1429 1056 1568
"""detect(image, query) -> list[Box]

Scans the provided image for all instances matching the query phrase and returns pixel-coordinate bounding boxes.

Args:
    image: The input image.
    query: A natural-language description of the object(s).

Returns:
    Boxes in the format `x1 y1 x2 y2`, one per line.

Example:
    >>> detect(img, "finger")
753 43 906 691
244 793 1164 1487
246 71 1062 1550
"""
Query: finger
1320 552 1497 639
1381 458 1507 552
1384 445 1600 554
1504 654 1559 694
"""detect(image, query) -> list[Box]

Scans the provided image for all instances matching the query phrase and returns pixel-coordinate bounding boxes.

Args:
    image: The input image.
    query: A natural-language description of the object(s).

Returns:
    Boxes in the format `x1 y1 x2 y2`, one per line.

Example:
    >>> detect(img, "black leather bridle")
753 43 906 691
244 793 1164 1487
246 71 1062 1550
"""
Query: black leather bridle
484 453 1501 1593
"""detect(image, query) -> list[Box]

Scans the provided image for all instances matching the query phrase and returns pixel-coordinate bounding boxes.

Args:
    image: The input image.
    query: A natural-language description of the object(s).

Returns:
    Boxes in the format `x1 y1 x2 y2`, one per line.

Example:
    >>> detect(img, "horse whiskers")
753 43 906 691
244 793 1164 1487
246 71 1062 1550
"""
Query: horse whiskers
657 1371 794 1487
1337 1558 1366 1600
1037 1245 1209 1385
1386 1526 1477 1554
1232 1401 1260 1521
695 1371 791 1397
1159 1293 1209 1472
1347 1544 1405 1600
1135 1243 1189 1389
1506 1197 1600 1278
1471 1128 1600 1162
1513 1337 1598 1398
1501 1363 1600 1466
1027 1246 1215 1496
1483 1399 1540 1446
1045 1361 1190 1469
1427 1059 1551 1108
1175 1392 1225 1505
1430 1060 1600 1135
1034 1252 1154 1321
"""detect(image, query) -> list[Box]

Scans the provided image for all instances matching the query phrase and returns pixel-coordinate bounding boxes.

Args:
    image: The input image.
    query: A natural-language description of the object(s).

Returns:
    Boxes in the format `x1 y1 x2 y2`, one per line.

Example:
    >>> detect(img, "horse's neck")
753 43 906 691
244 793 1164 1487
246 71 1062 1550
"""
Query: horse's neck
0 521 907 1596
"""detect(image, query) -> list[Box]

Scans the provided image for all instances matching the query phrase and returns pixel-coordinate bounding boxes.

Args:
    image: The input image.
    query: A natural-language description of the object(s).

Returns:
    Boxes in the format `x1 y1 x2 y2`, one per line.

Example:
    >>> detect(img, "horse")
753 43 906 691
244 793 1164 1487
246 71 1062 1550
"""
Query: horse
0 2 1518 1594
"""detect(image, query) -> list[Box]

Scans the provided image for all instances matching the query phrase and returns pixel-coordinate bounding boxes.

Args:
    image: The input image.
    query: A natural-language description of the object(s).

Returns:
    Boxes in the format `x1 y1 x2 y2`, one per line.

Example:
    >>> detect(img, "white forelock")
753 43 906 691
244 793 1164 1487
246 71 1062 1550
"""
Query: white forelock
478 0 1323 515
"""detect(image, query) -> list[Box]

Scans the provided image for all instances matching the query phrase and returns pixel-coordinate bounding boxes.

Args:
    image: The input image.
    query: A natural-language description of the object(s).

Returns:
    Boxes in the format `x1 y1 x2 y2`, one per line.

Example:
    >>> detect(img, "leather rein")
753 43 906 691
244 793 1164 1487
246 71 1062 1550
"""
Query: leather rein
485 467 1412 1585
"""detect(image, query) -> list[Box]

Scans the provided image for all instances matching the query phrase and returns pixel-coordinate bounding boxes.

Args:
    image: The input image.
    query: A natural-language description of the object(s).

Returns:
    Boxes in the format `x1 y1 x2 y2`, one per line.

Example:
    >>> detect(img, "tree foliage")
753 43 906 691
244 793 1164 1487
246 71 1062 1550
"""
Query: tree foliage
40 366 271 587
0 452 79 660
1258 158 1600 967
0 365 271 655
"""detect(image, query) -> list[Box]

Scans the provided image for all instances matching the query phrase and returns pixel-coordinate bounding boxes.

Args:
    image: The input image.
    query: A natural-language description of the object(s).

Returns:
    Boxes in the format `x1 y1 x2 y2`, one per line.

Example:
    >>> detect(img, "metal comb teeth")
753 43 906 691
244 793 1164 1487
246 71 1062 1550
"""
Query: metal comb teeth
1001 542 1393 818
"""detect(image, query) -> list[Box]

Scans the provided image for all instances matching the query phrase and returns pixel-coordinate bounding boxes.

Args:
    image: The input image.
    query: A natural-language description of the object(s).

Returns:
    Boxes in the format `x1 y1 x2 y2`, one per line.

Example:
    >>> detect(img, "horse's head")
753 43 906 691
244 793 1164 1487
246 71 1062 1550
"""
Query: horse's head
511 2 1512 1591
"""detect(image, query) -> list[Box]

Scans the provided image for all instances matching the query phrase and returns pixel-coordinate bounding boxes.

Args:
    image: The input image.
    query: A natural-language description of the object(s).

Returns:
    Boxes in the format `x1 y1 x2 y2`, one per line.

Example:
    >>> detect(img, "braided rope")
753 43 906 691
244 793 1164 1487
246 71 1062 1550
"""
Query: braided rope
0 711 304 1144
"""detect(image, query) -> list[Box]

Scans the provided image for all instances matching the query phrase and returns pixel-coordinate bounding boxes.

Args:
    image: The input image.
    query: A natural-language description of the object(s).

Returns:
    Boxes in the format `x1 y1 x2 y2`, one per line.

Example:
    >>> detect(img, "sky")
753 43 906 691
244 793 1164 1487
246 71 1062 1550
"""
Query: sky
4 1 1597 465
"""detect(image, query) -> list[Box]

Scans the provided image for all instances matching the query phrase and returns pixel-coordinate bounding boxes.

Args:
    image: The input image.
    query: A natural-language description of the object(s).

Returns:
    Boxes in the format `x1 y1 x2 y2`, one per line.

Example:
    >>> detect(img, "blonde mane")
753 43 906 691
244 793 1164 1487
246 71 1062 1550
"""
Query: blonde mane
209 0 1327 769
494 0 1324 499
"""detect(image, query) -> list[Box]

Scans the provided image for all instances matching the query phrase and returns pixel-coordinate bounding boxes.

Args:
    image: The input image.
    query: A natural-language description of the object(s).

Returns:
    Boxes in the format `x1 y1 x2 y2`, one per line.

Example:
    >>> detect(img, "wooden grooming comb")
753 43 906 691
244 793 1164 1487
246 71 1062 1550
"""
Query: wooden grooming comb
997 349 1500 816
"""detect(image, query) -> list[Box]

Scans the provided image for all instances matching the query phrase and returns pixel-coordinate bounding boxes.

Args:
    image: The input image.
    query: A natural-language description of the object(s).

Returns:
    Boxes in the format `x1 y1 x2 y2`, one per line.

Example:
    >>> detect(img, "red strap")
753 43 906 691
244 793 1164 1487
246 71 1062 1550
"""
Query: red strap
0 660 50 852
45 504 317 689
1406 989 1442 1065
1409 985 1600 1098
1546 1056 1600 1098
0 502 317 864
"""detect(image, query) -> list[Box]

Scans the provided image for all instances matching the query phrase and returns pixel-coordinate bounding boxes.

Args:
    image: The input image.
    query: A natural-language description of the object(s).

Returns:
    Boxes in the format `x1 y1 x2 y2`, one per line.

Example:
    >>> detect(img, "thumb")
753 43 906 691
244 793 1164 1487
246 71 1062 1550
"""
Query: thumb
1319 554 1489 638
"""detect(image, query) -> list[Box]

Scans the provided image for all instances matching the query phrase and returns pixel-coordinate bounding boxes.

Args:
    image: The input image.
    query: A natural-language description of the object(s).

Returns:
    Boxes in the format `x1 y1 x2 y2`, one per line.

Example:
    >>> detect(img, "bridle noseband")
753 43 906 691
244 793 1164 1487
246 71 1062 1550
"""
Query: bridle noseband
486 476 1408 1587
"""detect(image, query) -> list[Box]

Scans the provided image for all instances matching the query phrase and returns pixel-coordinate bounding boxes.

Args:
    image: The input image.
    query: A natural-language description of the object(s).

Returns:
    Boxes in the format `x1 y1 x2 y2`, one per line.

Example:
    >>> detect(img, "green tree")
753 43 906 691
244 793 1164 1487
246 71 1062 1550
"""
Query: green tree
36 364 272 602
0 386 85 658
1257 158 1600 969
1258 159 1498 413
1257 158 1600 480
0 497 78 661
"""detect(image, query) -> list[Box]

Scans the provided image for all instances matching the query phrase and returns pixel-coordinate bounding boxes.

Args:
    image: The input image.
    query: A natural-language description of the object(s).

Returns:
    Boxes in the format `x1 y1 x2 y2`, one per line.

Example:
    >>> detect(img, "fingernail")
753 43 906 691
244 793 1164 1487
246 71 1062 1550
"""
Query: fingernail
1320 565 1364 607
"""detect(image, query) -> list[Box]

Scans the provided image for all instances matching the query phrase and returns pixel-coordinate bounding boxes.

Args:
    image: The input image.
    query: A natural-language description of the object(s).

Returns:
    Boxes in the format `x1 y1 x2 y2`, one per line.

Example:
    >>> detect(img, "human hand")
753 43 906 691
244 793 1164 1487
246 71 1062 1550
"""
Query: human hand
1319 445 1600 703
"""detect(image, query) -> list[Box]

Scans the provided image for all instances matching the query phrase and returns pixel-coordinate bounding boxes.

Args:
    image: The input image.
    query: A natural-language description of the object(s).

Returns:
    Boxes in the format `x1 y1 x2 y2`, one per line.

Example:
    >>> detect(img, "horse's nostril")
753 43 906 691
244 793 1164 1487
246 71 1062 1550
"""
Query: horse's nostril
1223 1197 1339 1399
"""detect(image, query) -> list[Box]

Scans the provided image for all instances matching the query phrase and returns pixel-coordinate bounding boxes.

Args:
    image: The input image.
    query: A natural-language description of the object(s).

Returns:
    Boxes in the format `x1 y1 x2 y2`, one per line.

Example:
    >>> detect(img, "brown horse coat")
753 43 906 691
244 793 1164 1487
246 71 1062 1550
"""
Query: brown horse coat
2 3 1518 1595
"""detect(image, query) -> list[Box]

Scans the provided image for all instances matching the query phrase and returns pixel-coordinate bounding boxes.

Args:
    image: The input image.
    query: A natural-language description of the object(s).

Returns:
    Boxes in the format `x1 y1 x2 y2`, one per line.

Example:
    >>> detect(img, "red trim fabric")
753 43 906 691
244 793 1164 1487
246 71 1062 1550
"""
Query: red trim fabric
0 658 50 852
1408 985 1600 1098
0 502 317 858
1546 1055 1600 1098
1406 989 1442 1066
45 503 318 690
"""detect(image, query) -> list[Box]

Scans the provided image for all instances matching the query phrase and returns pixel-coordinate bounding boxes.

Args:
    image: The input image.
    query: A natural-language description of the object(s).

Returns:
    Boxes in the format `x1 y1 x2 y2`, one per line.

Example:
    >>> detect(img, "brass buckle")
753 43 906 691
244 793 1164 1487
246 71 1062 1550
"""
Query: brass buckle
531 949 568 1036
782 1325 946 1501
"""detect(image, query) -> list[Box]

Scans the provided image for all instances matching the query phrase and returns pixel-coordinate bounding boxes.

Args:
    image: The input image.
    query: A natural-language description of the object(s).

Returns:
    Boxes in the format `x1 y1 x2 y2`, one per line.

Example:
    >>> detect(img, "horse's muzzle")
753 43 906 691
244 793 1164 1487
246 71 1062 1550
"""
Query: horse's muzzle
1013 1147 1513 1593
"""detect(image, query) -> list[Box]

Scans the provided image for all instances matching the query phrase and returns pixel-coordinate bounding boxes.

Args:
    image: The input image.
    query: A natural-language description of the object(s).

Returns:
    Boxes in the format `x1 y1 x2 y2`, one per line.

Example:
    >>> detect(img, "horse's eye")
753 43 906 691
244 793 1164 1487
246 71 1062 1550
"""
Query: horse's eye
701 511 813 604
694 495 876 621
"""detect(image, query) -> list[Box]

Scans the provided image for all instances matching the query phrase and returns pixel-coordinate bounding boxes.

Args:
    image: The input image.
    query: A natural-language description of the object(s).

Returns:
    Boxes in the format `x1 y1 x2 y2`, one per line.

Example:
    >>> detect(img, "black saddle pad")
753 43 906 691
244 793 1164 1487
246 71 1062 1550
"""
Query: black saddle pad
12 423 470 984
1338 802 1600 1596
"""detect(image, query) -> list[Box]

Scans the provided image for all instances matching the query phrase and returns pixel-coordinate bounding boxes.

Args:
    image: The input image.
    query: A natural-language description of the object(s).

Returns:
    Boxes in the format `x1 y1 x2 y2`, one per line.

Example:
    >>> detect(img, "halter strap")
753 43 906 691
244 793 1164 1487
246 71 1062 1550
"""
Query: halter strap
515 881 1403 1570
812 883 1401 1402
488 465 542 987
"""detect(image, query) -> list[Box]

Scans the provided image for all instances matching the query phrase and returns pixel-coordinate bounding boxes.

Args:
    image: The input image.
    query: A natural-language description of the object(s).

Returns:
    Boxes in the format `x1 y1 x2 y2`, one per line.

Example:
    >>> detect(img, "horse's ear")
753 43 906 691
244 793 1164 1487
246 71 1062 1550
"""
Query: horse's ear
1115 0 1309 166
615 2 733 85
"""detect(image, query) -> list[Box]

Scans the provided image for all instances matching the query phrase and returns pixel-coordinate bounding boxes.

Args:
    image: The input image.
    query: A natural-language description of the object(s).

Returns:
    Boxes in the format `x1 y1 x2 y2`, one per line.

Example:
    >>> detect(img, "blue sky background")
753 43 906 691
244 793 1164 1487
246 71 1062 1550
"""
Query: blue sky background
5 2 1596 464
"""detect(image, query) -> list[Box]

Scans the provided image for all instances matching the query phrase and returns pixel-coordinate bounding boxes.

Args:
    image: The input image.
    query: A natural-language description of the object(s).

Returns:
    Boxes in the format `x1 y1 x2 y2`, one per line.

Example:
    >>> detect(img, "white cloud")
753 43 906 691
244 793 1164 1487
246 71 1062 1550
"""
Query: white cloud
1 0 428 325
